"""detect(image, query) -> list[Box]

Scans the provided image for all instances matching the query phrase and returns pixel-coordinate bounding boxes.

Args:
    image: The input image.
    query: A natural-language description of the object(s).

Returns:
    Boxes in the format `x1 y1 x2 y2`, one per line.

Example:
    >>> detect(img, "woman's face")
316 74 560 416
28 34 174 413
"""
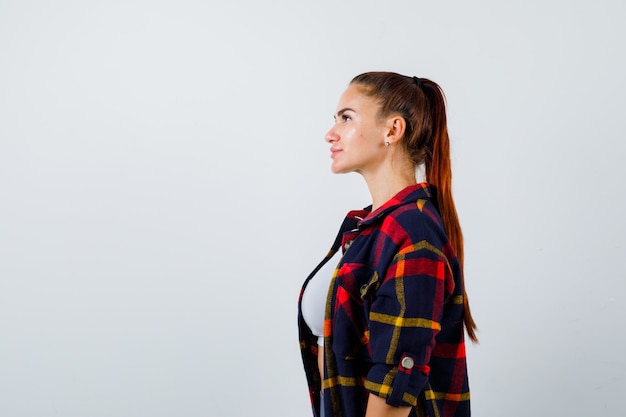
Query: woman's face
325 84 388 175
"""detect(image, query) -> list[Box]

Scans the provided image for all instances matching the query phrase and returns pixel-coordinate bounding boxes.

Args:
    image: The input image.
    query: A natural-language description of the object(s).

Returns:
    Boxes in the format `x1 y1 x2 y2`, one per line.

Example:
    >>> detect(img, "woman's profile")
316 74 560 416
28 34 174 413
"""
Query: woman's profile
298 72 478 417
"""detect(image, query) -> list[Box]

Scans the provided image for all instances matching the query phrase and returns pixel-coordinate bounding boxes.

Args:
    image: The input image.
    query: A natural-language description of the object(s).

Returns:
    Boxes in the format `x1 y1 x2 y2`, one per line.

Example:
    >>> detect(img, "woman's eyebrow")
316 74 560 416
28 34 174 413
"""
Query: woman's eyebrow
334 107 355 120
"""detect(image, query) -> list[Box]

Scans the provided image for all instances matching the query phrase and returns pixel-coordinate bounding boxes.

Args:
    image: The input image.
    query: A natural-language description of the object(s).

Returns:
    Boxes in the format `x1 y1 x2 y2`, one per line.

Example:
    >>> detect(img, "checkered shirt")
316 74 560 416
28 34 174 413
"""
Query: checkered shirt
298 183 470 417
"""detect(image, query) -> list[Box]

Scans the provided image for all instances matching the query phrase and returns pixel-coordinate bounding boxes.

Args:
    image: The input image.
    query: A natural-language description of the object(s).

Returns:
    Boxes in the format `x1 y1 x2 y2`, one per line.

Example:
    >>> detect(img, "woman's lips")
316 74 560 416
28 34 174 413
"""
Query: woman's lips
330 148 342 159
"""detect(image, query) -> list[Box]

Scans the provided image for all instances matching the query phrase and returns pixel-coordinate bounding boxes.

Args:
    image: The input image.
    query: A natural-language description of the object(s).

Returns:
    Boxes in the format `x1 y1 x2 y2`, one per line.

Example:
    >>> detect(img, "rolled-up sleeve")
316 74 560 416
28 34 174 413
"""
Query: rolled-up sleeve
364 238 453 407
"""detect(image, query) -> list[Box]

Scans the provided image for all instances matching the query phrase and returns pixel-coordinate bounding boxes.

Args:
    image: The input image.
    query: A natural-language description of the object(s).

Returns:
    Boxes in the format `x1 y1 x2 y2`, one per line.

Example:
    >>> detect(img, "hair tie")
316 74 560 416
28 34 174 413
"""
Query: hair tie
412 76 423 88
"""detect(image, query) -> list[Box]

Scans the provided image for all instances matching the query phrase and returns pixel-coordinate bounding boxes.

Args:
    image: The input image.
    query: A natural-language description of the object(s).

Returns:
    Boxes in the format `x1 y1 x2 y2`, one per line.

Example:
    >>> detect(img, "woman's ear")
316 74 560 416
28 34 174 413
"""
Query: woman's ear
384 115 406 145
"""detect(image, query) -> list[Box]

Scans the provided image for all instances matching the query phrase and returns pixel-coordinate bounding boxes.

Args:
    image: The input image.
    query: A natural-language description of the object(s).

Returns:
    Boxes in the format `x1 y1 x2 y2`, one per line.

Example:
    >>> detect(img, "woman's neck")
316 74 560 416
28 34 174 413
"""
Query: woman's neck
362 163 417 211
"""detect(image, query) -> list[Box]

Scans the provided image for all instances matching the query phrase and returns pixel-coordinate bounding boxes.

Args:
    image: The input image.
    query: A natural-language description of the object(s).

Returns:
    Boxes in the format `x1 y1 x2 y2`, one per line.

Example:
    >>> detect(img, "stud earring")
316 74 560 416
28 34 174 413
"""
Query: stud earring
385 141 390 147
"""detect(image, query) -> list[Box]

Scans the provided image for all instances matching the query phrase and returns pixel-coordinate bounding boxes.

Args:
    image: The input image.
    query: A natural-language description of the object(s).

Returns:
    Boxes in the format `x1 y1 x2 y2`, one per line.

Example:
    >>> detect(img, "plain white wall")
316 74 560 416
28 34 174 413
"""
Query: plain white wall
1 1 624 416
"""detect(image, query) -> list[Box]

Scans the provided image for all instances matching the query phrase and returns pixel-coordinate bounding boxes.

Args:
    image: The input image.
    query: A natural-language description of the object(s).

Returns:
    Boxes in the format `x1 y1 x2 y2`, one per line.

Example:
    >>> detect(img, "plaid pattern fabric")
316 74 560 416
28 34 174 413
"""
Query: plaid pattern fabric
299 183 470 417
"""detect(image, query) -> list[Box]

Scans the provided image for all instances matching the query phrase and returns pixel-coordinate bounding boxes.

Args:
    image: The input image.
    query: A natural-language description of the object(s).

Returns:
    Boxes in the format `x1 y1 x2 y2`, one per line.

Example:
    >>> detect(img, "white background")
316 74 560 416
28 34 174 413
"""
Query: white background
1 1 625 416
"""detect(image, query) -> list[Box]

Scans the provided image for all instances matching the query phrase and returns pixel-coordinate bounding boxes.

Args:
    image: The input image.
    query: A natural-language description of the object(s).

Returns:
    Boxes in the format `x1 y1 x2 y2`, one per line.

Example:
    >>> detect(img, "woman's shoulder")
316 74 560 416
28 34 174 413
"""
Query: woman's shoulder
378 198 446 245
384 195 442 225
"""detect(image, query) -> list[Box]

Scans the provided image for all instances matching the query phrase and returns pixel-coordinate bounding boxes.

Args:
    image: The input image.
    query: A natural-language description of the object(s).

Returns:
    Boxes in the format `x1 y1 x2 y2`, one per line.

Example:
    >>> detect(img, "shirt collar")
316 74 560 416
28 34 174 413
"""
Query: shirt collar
357 183 433 228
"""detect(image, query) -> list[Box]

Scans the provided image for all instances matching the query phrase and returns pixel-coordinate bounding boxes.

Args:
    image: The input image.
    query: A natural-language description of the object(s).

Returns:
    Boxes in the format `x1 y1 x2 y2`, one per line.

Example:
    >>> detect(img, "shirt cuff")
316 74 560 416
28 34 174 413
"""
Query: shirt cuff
365 353 429 407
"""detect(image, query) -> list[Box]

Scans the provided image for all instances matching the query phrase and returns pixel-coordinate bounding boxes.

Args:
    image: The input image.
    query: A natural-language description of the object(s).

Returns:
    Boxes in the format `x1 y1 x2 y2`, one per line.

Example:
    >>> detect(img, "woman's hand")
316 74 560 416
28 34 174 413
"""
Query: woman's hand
365 393 411 417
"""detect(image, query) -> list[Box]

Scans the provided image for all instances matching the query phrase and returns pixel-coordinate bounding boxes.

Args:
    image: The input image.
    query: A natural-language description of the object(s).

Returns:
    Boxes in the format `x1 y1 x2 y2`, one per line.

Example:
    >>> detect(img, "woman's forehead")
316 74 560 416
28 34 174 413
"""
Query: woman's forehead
336 84 378 113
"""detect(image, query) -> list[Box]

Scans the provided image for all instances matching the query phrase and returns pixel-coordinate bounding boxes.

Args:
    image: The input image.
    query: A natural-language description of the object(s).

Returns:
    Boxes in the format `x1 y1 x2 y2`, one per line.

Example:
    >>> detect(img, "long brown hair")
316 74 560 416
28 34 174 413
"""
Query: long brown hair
351 72 478 342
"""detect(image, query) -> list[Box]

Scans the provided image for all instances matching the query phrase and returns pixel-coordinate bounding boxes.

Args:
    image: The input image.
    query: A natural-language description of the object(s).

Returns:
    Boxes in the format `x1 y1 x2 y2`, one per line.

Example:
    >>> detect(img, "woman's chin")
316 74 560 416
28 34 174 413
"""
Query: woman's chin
330 164 349 174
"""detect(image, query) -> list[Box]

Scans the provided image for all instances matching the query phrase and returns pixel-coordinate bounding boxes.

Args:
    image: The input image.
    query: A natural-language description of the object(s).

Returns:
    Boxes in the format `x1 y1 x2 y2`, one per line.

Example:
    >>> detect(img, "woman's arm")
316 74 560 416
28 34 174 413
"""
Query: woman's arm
364 210 454 409
365 394 411 417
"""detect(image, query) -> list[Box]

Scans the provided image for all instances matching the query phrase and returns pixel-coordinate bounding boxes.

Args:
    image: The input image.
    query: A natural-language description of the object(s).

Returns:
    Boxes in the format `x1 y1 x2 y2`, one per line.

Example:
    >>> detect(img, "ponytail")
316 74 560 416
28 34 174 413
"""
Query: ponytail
422 80 478 343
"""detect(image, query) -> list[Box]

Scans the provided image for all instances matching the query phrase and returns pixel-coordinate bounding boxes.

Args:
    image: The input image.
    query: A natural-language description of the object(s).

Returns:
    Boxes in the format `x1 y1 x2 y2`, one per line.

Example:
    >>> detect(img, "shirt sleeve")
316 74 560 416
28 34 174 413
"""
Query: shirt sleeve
364 233 454 407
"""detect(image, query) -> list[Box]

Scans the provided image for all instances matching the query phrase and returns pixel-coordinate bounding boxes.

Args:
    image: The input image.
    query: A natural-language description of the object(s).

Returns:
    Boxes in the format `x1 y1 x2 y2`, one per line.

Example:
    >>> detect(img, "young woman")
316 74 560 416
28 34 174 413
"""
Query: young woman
298 72 477 417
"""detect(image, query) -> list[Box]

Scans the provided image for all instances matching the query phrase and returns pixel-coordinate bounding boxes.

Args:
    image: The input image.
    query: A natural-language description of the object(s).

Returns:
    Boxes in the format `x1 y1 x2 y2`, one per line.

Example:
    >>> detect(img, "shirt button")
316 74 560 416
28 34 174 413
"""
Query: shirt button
344 240 353 250
401 357 414 369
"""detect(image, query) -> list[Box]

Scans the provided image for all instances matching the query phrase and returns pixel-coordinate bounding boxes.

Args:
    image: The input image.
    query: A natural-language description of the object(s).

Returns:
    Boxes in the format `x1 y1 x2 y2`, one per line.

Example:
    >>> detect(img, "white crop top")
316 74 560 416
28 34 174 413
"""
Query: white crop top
301 252 340 346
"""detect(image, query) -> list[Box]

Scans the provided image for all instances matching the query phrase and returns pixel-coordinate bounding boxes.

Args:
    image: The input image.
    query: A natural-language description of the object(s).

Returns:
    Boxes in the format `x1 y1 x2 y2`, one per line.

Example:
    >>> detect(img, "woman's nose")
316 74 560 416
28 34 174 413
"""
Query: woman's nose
325 128 338 143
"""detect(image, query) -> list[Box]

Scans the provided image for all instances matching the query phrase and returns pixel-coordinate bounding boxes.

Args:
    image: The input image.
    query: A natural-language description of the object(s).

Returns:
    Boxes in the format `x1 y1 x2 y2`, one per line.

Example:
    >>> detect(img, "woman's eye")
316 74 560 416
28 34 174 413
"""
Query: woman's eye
341 115 351 122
